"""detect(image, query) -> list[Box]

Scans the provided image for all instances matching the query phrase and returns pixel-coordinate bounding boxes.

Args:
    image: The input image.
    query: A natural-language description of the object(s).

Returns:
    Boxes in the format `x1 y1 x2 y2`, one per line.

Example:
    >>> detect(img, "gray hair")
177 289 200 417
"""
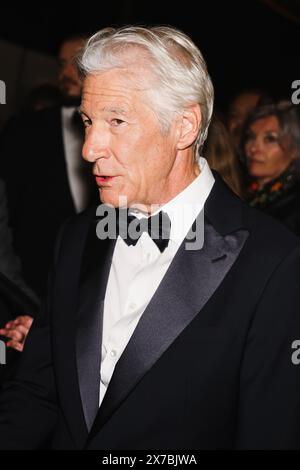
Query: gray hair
77 26 214 159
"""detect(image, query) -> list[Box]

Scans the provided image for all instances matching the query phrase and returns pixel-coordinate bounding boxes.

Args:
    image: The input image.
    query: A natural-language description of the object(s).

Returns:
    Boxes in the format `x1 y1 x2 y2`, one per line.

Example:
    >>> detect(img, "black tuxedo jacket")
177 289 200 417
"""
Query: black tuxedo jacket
0 108 96 297
1 174 300 449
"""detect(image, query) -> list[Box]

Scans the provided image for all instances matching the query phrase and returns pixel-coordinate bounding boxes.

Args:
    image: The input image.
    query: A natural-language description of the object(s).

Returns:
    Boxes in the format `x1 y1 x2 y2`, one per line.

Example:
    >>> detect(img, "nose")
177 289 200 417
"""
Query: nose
246 137 260 158
82 125 110 163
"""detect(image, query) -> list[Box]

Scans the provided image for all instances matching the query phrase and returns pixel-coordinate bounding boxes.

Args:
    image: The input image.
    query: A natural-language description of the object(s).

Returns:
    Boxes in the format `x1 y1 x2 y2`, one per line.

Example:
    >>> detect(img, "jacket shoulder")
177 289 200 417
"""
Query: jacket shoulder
243 202 300 254
209 173 300 263
53 205 96 264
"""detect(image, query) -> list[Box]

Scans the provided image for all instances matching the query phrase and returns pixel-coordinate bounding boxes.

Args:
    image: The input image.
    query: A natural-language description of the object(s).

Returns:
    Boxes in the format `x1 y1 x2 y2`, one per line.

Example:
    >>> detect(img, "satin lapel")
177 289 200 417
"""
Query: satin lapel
88 216 249 441
76 214 117 432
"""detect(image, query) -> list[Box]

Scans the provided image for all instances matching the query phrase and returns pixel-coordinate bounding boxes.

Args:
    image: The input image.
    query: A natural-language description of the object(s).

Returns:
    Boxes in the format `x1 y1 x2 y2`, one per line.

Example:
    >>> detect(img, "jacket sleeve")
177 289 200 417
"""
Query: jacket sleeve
0 219 68 449
236 246 300 449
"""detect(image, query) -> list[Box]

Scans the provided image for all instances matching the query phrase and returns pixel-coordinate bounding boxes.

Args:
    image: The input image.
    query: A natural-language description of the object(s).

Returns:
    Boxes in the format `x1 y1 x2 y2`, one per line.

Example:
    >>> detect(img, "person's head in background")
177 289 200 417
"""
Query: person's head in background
227 89 271 151
58 35 87 106
203 113 243 197
242 101 300 188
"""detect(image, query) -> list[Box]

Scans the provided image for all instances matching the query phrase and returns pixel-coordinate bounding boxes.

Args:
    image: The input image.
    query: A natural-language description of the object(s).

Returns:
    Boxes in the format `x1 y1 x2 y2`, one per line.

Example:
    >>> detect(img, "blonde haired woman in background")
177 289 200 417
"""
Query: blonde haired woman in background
203 114 244 197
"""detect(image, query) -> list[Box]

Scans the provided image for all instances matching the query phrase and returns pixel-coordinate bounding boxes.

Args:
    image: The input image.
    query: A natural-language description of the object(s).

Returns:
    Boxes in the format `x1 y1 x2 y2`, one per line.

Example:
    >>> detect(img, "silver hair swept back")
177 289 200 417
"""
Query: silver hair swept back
77 25 214 158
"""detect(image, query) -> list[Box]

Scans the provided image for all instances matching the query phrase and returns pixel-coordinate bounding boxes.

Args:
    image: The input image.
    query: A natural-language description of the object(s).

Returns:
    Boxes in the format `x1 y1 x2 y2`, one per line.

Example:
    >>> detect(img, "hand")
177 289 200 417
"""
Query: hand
0 315 34 352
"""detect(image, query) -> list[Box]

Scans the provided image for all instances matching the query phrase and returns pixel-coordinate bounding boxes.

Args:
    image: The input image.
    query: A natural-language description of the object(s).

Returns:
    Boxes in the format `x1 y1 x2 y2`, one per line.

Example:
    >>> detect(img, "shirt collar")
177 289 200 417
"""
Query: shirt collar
62 106 76 119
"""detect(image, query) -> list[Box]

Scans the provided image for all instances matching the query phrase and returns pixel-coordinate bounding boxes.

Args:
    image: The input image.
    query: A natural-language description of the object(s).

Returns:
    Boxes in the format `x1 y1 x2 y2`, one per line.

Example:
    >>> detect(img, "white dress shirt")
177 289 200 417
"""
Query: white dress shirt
99 157 215 405
61 107 90 213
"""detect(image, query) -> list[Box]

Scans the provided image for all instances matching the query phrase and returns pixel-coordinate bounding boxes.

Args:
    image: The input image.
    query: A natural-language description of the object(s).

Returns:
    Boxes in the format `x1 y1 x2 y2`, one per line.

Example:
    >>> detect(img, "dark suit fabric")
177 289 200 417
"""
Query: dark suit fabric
0 178 38 302
259 183 300 237
0 108 95 298
0 175 300 450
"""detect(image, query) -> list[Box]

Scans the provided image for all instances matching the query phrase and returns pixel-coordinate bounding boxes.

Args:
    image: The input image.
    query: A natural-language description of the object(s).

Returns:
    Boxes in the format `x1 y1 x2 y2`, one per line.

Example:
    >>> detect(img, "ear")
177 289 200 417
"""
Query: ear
176 104 201 151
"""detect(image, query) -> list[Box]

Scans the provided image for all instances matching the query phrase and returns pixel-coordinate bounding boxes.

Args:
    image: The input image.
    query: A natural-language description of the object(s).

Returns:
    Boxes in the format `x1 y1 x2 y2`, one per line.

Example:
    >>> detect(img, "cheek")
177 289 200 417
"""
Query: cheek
248 163 265 177
267 148 290 170
143 143 170 179
124 133 159 173
250 149 291 179
116 123 170 179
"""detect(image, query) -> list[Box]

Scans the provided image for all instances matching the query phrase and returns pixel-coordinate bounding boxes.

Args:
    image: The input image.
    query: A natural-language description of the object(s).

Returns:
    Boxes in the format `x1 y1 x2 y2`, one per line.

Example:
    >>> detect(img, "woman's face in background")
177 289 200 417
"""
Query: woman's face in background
245 115 294 186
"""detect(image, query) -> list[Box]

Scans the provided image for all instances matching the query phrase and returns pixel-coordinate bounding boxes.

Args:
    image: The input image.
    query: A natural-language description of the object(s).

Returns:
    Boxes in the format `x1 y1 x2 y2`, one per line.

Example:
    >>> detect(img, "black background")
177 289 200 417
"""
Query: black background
0 0 299 110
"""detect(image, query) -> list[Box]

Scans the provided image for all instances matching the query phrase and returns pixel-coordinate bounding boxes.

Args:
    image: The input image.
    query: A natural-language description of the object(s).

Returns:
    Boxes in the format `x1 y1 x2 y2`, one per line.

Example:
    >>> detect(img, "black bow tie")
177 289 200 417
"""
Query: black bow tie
118 210 171 253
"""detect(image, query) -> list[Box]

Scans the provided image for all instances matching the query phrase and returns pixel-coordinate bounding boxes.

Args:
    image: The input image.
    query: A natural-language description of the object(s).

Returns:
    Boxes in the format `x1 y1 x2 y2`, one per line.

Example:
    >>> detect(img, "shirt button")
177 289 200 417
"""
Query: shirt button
110 349 117 358
130 302 137 310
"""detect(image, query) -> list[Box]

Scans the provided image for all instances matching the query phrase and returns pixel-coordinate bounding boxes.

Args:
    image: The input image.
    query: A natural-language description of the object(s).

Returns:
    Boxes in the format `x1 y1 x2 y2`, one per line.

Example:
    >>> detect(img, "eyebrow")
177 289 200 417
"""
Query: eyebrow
79 106 130 118
104 106 129 115
249 127 278 134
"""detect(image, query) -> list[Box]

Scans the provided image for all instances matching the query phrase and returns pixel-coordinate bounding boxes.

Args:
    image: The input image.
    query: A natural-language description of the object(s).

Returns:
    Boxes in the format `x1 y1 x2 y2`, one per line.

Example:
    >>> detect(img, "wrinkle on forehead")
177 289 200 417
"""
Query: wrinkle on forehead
83 65 154 95
81 70 154 117
81 89 135 117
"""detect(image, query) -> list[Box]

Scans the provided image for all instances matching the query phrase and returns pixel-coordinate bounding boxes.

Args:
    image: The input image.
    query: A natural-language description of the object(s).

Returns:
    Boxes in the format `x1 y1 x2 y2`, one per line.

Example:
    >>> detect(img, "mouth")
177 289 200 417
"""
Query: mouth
95 175 116 186
248 158 265 164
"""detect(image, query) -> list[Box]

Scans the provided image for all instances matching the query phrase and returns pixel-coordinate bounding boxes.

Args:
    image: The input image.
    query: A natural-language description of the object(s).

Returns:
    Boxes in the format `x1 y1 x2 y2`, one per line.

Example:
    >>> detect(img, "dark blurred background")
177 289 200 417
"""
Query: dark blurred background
0 0 299 123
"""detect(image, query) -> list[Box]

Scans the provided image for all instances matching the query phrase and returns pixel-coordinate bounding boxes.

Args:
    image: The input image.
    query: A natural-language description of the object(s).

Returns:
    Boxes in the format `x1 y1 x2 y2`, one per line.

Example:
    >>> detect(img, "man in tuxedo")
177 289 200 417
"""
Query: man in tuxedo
0 36 95 298
0 25 300 450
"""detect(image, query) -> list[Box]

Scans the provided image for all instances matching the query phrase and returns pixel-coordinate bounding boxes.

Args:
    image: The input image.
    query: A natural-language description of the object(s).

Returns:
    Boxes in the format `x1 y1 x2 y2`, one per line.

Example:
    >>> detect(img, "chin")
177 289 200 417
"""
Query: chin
249 166 266 180
99 196 119 208
99 191 131 209
252 174 268 181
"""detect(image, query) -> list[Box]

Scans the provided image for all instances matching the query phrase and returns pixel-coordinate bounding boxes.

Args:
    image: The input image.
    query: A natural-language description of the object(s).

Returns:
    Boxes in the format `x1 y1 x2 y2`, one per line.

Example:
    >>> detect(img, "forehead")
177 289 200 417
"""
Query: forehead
59 40 83 59
81 70 149 115
251 115 279 132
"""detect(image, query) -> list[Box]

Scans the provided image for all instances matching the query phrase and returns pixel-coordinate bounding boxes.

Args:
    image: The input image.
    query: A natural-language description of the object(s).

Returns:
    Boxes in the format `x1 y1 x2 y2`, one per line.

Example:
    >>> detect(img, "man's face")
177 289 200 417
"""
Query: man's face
58 39 83 101
81 70 180 211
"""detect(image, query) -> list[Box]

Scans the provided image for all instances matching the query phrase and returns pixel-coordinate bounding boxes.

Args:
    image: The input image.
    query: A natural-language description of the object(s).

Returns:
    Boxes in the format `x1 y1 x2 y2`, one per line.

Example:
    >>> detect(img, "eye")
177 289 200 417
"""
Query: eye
264 133 279 144
82 118 92 128
111 118 125 126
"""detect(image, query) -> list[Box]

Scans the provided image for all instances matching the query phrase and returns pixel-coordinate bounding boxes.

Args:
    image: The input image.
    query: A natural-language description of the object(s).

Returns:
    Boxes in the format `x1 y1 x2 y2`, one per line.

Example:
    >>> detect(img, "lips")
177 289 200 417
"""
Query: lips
249 159 265 164
95 175 115 185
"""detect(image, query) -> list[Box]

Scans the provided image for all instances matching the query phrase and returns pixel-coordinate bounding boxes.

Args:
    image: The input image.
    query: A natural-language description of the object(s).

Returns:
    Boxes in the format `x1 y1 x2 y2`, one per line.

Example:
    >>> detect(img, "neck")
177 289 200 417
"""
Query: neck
255 162 293 189
131 155 200 215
